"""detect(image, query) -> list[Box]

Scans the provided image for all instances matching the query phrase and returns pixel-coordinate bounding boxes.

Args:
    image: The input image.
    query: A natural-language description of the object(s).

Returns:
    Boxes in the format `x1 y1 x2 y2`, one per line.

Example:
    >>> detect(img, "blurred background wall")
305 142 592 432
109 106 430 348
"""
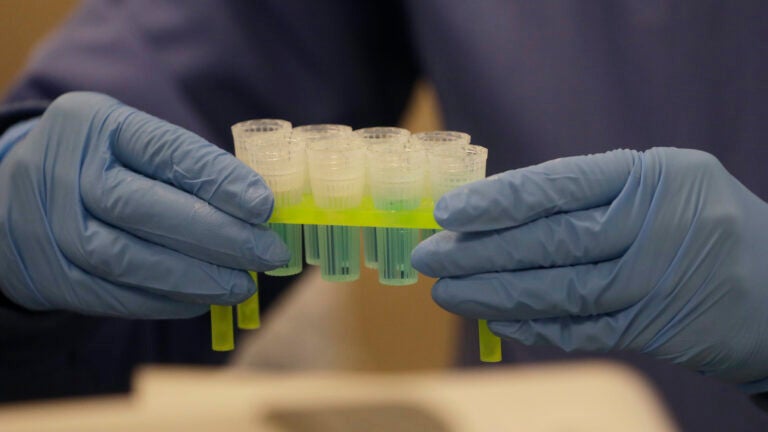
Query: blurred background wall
0 0 458 371
0 0 79 89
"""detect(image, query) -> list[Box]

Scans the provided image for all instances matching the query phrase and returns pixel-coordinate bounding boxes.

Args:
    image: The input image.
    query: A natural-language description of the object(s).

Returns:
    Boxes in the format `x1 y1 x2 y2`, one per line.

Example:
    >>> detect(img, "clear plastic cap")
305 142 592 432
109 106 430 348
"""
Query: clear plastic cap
306 132 366 209
291 124 353 142
231 119 302 206
366 141 426 210
292 124 353 195
411 130 471 149
355 127 411 146
356 127 412 197
249 140 306 207
231 119 292 160
428 144 488 202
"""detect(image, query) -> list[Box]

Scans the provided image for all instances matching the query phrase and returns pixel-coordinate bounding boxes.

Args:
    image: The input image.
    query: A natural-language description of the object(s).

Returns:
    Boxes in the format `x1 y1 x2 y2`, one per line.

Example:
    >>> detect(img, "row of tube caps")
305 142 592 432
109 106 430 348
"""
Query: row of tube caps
230 121 488 286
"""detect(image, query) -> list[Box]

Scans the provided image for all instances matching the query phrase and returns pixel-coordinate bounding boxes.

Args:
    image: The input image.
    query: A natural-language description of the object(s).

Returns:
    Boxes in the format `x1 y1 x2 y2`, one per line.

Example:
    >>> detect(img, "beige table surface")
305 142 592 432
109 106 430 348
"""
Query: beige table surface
0 360 677 431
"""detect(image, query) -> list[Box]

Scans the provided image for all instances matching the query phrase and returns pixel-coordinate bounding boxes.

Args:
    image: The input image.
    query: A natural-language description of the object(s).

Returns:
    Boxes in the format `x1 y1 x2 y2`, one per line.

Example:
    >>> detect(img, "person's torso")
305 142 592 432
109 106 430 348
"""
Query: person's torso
403 1 768 429
407 0 768 199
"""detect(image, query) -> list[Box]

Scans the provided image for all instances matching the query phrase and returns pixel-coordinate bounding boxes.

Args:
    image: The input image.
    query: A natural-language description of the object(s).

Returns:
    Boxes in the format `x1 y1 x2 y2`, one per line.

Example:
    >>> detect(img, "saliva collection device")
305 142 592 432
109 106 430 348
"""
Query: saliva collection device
210 120 500 363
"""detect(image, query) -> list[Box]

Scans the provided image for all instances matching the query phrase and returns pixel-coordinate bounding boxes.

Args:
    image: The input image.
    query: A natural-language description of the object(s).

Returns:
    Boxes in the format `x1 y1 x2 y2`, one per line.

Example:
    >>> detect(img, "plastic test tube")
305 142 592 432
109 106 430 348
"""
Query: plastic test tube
237 119 305 277
411 131 471 239
208 121 291 350
355 127 412 270
223 119 294 351
306 130 365 282
291 125 353 266
362 128 425 285
210 304 234 351
428 144 500 362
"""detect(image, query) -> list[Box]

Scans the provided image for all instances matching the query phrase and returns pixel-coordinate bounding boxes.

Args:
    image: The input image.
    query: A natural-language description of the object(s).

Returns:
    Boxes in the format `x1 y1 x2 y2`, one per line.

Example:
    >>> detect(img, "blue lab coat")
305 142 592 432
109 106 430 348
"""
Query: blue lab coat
2 0 767 429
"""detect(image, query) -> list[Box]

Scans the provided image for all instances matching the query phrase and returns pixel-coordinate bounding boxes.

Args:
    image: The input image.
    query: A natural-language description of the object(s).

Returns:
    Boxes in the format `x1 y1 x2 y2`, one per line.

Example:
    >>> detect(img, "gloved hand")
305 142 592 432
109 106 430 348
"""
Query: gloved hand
412 148 768 389
0 92 289 318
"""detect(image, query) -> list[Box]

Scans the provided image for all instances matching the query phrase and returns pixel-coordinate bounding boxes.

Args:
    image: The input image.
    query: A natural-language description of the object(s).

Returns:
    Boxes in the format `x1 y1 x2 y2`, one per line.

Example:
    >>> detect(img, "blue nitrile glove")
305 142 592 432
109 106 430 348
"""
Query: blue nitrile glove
412 148 768 390
0 92 289 318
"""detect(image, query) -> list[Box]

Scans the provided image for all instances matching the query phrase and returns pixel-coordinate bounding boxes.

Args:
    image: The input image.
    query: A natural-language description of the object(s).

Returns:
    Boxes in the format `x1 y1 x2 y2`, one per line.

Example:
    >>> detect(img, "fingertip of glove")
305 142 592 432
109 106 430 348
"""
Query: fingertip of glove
242 178 275 224
431 277 499 319
265 240 291 267
410 241 437 277
269 231 291 264
221 270 258 304
411 240 440 277
487 320 522 338
241 225 290 271
433 195 458 229
430 279 459 312
434 187 480 231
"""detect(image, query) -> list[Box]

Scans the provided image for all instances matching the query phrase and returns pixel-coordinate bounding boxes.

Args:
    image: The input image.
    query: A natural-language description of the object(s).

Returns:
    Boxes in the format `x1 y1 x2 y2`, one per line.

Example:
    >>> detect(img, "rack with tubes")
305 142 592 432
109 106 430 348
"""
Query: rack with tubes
210 120 500 363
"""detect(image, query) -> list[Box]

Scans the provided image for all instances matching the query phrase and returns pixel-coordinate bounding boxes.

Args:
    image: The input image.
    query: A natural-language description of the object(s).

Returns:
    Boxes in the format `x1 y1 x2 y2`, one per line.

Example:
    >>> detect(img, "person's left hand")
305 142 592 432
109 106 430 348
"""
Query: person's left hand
412 148 768 390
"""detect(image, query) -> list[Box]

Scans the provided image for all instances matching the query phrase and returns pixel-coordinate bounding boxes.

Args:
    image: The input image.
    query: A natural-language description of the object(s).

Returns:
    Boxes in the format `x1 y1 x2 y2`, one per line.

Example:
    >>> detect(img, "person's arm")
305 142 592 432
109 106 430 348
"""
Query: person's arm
5 0 418 150
0 0 417 401
413 148 768 392
1 0 418 317
0 91 292 400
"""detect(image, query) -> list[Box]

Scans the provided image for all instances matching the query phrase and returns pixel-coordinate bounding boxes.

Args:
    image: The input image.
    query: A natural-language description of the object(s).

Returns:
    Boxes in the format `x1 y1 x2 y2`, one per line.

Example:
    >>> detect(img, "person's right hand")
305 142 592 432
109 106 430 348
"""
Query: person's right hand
0 92 289 318
412 148 768 389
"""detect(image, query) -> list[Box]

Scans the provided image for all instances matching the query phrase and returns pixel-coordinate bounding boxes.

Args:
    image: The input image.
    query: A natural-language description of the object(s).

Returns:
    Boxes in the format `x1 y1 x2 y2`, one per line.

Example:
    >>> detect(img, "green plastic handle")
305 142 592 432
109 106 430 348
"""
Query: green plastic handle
269 195 441 229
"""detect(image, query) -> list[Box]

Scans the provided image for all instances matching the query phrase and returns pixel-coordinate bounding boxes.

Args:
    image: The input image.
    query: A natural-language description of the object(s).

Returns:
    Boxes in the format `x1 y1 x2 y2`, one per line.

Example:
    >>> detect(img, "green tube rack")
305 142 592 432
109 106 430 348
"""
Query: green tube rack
268 195 441 229
209 197 502 363
213 123 499 363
